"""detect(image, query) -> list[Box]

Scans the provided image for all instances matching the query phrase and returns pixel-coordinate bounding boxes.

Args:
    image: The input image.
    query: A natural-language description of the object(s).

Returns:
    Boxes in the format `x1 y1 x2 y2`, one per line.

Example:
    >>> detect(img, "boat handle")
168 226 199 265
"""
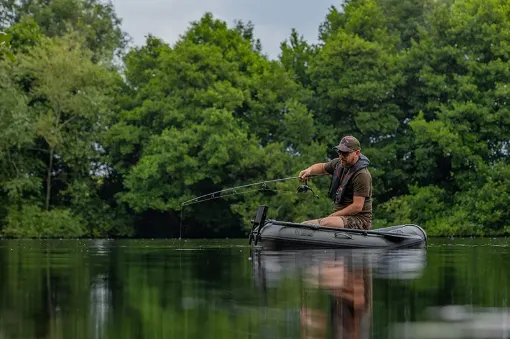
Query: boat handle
334 232 353 239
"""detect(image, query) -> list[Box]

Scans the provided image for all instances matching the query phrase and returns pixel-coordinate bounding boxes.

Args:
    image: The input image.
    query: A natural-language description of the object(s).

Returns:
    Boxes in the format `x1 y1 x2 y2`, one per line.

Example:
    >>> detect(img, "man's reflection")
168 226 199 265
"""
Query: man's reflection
300 256 372 339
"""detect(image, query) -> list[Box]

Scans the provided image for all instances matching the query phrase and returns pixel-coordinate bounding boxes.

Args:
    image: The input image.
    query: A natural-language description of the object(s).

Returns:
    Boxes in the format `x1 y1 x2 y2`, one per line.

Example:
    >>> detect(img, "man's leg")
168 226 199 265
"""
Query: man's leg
302 216 346 227
319 216 345 227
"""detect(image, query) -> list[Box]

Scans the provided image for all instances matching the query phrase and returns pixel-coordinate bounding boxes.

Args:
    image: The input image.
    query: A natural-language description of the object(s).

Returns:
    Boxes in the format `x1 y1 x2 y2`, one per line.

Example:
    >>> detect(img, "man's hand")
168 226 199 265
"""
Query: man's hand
299 168 312 181
299 163 327 181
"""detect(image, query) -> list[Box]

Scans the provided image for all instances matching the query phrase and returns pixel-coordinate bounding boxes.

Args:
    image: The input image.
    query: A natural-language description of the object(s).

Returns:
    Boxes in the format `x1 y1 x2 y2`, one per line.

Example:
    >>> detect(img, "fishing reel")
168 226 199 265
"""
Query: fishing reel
296 180 319 199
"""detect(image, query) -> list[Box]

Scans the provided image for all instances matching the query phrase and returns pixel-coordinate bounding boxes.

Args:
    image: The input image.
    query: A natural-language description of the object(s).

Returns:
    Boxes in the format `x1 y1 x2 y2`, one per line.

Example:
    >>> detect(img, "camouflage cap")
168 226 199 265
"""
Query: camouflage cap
333 136 361 153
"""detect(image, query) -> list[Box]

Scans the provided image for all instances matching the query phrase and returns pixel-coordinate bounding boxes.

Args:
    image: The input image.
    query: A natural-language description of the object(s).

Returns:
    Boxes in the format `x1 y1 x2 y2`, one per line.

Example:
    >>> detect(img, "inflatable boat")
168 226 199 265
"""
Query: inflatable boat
248 206 427 250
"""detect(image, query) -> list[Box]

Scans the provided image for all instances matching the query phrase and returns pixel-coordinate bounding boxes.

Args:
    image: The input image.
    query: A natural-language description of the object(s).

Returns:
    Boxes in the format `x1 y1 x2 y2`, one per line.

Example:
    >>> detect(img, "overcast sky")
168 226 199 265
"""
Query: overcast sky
110 0 341 59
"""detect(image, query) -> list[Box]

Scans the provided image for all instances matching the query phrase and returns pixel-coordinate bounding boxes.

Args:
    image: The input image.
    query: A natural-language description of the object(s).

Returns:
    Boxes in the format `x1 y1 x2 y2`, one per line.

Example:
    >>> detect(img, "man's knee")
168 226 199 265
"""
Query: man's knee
320 216 345 227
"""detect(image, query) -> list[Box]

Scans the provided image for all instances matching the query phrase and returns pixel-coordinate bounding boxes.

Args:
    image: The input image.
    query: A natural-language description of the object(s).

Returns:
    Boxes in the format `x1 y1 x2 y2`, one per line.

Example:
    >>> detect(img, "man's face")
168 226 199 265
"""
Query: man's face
338 150 359 167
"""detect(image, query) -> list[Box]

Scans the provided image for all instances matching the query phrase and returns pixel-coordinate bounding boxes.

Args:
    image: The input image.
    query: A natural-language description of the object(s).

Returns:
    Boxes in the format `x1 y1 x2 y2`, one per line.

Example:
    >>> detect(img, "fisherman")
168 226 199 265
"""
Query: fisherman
298 136 372 229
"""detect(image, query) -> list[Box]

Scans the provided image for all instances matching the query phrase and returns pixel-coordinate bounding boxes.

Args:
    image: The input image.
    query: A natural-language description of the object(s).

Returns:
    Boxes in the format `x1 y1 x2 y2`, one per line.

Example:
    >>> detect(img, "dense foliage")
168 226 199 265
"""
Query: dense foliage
0 0 509 238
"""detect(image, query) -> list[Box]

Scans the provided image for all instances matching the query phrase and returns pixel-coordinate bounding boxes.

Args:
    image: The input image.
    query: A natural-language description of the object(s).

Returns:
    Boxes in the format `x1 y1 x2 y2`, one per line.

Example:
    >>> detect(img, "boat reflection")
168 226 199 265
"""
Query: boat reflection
251 248 427 338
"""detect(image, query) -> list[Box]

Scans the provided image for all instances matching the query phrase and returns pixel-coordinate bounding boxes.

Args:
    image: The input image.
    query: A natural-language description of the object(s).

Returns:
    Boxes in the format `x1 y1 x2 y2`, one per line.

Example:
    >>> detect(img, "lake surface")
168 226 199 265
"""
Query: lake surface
0 238 509 339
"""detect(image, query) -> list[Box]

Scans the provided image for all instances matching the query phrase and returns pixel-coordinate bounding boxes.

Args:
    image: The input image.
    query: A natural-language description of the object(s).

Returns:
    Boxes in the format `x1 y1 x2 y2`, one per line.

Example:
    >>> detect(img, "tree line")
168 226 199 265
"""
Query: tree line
0 0 509 238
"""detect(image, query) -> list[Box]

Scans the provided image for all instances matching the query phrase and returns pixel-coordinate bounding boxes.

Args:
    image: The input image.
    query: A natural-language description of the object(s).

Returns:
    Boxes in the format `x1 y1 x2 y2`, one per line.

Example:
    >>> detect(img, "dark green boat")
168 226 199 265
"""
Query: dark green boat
248 206 427 250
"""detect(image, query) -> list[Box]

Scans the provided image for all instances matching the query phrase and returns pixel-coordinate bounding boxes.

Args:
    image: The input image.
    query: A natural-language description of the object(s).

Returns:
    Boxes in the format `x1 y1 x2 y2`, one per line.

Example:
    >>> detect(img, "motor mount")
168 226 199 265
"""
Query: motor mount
249 205 268 245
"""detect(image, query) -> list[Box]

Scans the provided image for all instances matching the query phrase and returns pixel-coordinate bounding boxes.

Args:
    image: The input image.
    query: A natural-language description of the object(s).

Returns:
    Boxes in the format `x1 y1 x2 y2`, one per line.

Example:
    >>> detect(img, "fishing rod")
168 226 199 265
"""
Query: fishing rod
180 174 325 207
178 174 327 239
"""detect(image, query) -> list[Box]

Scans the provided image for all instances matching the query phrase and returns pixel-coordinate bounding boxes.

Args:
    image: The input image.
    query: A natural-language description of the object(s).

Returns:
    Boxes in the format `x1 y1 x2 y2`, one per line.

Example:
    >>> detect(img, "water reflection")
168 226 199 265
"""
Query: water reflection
252 248 426 338
90 274 110 339
300 254 371 339
392 305 510 338
2 239 510 338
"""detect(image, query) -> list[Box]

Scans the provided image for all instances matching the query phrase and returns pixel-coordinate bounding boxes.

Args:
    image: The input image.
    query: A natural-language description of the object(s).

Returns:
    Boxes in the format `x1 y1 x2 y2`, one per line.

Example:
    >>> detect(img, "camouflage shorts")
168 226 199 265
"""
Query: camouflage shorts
340 215 372 230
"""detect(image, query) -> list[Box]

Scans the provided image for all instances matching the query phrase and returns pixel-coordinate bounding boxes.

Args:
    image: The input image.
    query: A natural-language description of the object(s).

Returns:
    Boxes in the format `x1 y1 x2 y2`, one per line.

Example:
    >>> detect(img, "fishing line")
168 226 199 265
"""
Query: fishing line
181 187 297 205
181 176 298 207
178 174 327 239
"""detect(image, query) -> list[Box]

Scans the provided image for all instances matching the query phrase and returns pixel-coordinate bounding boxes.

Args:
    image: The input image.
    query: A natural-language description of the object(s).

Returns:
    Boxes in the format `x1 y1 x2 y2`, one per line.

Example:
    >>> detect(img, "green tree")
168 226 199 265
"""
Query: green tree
0 0 128 60
0 33 124 237
279 28 315 88
378 0 510 233
318 0 435 49
105 13 329 237
0 31 14 60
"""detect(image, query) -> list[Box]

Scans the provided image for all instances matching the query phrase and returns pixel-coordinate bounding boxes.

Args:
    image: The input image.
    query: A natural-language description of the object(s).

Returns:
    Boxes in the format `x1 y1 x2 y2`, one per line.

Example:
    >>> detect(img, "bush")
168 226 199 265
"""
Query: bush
2 205 86 238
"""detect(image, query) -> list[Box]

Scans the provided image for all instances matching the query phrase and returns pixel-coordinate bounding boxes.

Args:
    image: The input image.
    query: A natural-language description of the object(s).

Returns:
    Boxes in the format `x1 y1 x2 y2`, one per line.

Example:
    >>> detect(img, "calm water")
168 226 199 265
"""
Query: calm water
1 238 509 339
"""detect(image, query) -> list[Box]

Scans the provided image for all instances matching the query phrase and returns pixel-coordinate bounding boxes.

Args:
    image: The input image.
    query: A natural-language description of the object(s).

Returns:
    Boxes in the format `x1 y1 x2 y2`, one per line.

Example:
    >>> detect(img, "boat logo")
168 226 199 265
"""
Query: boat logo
295 229 314 237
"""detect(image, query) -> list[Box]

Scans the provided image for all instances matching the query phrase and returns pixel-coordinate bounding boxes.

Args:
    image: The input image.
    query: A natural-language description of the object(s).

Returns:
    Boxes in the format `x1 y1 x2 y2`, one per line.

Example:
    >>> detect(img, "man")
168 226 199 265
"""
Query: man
299 136 372 229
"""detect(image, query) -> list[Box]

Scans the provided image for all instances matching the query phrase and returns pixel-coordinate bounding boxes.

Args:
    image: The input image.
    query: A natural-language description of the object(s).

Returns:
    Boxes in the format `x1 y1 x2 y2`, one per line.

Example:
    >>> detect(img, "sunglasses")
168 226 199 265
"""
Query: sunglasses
338 151 353 157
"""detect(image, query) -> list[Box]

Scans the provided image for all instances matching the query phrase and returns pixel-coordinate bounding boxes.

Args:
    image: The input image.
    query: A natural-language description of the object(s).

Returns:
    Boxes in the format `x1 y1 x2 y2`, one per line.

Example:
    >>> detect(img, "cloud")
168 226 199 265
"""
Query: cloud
110 0 338 59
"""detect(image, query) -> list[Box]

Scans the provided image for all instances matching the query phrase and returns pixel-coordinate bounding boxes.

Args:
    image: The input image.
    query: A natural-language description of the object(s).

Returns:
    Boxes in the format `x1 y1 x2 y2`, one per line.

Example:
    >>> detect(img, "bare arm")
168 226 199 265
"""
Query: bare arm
329 196 365 216
299 163 328 180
